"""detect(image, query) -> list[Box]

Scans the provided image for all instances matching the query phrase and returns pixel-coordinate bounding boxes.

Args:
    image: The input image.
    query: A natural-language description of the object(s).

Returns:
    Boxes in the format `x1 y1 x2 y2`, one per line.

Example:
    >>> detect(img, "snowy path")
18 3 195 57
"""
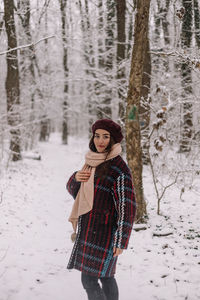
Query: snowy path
0 134 87 300
0 133 200 300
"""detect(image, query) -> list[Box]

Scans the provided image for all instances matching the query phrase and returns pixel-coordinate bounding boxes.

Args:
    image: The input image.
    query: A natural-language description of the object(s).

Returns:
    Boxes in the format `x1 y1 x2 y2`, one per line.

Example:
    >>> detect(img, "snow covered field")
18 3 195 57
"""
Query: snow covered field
0 133 199 300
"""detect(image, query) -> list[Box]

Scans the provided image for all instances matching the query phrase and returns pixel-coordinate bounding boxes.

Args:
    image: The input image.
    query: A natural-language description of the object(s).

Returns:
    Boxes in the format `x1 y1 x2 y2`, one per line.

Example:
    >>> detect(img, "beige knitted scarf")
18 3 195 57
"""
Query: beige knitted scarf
68 143 122 234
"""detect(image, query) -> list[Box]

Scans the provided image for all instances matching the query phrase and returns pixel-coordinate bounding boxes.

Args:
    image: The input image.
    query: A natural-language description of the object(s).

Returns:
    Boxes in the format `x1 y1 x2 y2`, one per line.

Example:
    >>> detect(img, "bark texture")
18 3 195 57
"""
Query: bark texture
126 0 150 222
4 0 21 161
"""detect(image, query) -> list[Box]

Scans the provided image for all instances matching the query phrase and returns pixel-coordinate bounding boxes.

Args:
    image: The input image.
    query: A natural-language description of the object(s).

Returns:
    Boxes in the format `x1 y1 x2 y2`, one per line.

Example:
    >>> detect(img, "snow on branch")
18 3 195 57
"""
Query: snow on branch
0 35 55 56
150 49 200 69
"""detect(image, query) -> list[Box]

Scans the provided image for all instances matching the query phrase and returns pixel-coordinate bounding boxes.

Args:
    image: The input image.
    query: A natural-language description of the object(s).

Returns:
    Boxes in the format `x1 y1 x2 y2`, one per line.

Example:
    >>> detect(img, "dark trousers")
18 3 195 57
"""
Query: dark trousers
81 272 119 300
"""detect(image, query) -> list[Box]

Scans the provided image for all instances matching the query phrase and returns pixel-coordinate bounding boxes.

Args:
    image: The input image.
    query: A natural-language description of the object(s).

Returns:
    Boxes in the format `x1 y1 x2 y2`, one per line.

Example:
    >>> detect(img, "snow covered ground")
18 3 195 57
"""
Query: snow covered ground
0 133 199 300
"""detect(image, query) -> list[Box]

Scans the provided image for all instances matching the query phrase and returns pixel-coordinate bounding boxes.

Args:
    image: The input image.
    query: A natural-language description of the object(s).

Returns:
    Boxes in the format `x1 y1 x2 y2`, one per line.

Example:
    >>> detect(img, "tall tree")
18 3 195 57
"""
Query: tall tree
162 0 170 46
96 0 105 119
140 35 151 164
153 0 170 72
98 0 104 69
179 0 193 152
116 0 126 123
78 0 96 128
194 0 200 48
97 0 114 119
17 0 35 96
0 17 4 36
126 4 134 59
4 0 21 161
154 0 170 45
39 4 51 142
17 0 42 149
126 0 150 222
59 0 69 144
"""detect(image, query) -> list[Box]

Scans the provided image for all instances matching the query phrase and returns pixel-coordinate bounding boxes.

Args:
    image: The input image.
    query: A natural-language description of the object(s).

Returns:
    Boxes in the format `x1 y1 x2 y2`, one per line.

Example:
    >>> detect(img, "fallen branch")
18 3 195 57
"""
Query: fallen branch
153 232 173 237
133 225 148 232
0 35 55 56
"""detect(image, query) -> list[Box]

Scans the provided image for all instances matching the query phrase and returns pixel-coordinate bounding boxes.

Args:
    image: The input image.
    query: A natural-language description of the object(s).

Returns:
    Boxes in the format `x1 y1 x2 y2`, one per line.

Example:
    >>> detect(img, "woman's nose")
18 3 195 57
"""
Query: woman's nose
99 137 104 143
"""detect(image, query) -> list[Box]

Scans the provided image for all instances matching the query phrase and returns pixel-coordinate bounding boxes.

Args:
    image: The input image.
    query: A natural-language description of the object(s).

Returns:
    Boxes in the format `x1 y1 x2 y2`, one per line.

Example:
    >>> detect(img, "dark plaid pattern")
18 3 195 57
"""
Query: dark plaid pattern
66 155 136 278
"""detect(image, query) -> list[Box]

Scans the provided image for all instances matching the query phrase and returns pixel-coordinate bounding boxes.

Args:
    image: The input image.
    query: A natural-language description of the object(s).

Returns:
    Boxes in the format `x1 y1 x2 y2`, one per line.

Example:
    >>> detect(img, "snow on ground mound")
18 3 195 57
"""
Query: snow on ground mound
0 133 199 300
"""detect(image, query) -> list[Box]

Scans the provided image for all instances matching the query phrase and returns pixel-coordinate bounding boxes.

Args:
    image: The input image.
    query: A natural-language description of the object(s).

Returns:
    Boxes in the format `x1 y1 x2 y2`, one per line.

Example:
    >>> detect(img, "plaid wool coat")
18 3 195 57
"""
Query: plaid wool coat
66 155 136 278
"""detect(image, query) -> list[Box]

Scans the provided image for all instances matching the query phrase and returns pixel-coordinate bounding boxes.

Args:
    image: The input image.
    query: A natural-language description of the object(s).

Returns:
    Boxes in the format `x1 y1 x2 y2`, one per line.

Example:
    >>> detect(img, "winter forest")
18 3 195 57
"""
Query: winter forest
0 0 200 299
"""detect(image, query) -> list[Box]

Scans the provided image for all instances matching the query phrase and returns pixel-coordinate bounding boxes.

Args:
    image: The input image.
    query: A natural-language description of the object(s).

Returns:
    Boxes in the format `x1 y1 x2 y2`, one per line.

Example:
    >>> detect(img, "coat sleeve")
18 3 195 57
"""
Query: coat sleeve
66 172 81 199
112 171 136 249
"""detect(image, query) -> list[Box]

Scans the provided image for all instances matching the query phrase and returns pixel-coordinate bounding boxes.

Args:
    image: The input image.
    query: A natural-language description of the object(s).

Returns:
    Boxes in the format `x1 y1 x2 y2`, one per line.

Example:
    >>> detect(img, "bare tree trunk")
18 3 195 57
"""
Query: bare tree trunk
161 0 170 71
17 0 35 97
4 0 21 161
59 0 68 144
162 0 170 45
98 0 104 69
0 18 4 36
97 0 114 119
17 0 42 149
154 0 161 44
126 7 134 59
78 0 96 130
140 36 151 164
154 0 170 71
116 0 126 124
155 0 170 45
95 0 105 119
39 9 51 142
126 0 150 223
194 0 200 47
179 0 193 152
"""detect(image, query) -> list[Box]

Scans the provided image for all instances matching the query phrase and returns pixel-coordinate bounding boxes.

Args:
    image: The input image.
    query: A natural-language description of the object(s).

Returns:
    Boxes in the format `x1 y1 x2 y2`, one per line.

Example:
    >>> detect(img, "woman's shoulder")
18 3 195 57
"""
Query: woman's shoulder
110 155 132 177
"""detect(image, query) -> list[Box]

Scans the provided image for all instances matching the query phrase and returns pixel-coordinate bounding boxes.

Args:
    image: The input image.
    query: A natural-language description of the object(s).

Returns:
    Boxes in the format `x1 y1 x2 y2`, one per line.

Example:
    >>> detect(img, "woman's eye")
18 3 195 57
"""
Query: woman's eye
94 135 109 139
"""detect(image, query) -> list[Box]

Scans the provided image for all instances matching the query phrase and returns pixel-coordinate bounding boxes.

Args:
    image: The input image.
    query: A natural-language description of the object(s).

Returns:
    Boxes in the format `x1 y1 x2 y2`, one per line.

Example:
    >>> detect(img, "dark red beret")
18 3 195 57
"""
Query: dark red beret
92 119 123 143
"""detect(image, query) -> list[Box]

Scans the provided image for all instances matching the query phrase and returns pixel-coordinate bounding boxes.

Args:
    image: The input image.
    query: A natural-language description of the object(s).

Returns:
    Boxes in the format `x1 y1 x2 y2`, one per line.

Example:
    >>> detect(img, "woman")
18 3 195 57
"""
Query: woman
66 119 136 300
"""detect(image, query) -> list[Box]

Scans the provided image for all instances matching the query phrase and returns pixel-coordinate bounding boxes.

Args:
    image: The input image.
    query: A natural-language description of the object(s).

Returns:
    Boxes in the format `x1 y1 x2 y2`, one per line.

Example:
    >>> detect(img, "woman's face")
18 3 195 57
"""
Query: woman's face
93 129 110 153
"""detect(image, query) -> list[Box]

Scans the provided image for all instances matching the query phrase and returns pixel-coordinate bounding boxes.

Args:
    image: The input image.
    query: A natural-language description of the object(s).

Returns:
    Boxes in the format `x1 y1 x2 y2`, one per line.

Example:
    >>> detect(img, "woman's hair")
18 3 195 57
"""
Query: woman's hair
89 135 116 178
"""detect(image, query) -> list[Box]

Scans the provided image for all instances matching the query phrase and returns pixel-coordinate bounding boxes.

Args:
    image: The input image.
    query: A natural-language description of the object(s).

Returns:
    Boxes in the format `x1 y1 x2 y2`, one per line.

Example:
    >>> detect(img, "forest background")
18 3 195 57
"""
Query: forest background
0 0 200 222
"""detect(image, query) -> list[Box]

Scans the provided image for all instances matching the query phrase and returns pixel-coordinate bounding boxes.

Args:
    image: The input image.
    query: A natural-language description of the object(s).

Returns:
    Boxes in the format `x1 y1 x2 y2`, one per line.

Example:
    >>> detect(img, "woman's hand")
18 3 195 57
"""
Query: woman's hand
113 247 123 257
75 164 91 182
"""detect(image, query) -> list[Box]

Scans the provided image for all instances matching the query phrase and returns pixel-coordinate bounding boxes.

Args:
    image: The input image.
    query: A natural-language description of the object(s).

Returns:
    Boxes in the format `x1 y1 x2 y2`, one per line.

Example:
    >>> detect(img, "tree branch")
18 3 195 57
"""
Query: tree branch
150 49 200 69
38 0 51 24
0 35 55 56
13 3 24 24
159 174 179 201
